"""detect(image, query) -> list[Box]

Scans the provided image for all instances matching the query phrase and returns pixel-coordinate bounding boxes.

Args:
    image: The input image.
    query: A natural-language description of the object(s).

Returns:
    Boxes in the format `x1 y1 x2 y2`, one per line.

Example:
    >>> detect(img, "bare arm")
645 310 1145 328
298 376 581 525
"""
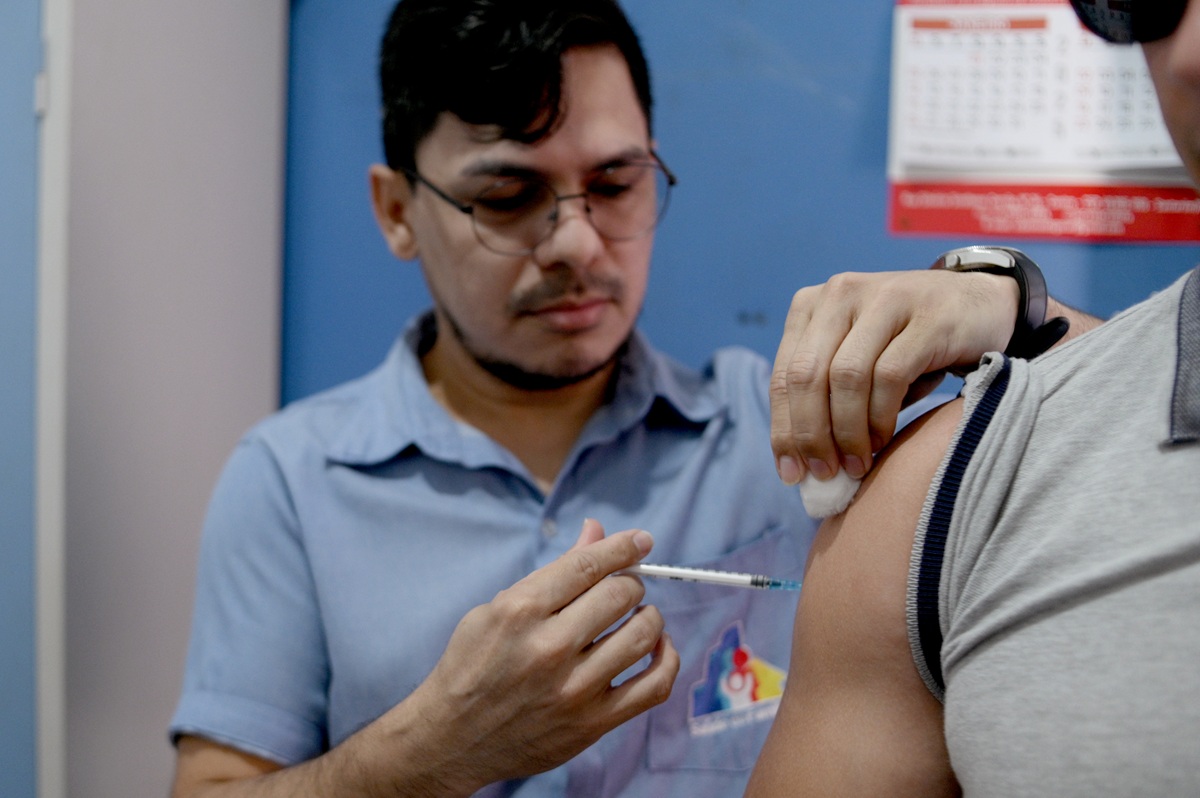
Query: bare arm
747 400 965 796
769 268 1102 484
172 521 680 798
1048 295 1103 340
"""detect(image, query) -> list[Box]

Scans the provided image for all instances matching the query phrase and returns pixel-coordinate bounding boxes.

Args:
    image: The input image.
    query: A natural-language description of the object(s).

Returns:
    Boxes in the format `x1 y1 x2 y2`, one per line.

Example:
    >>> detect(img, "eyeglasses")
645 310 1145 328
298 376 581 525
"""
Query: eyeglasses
1068 0 1188 44
403 152 677 257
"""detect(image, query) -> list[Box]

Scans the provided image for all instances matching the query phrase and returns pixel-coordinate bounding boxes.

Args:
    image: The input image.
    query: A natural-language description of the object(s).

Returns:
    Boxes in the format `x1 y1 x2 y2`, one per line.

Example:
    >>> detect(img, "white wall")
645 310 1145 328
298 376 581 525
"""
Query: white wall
45 1 288 794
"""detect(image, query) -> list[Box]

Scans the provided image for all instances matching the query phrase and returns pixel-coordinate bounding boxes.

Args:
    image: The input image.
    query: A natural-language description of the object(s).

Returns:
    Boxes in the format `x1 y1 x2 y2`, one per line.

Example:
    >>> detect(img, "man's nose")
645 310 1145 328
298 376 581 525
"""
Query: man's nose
548 192 591 227
534 193 603 267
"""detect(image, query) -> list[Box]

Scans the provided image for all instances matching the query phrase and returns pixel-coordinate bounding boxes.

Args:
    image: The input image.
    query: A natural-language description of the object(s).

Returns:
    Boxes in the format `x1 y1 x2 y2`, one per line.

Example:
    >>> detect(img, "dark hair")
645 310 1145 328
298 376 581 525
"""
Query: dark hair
379 0 653 173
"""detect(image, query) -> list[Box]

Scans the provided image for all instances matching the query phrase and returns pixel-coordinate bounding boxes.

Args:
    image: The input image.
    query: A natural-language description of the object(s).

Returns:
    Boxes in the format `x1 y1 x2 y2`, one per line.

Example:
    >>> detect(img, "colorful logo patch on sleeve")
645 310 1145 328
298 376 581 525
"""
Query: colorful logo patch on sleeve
688 622 786 736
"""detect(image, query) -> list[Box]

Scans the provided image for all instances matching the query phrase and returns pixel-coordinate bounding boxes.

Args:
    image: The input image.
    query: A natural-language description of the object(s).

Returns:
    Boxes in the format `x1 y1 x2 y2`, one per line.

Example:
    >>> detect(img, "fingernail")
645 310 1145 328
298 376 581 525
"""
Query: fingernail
807 458 833 481
777 456 803 485
633 530 654 556
844 455 866 479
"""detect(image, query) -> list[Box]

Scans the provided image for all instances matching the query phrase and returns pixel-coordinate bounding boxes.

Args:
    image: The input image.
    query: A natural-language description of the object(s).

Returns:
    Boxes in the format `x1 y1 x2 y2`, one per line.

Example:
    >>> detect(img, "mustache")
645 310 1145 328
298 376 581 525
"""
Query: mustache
509 269 624 315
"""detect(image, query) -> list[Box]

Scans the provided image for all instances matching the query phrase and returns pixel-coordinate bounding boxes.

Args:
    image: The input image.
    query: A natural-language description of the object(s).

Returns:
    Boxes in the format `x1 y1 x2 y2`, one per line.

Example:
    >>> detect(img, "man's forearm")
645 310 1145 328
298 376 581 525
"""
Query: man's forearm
176 701 484 798
1048 297 1104 344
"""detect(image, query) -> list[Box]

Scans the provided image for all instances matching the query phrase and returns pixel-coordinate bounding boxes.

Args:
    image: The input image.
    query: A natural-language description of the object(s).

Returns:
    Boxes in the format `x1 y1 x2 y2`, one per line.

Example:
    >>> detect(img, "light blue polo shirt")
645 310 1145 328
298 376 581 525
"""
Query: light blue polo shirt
170 312 817 796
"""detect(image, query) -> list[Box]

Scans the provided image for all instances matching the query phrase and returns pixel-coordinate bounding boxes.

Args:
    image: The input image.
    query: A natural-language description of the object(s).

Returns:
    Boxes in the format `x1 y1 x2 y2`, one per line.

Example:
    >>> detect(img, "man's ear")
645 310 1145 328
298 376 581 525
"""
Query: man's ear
368 164 419 260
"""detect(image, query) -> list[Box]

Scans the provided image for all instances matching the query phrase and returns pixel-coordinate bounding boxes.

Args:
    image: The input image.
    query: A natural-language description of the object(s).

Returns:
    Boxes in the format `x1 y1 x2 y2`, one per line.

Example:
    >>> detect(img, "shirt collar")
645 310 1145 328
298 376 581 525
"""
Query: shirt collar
1170 266 1200 445
325 312 724 467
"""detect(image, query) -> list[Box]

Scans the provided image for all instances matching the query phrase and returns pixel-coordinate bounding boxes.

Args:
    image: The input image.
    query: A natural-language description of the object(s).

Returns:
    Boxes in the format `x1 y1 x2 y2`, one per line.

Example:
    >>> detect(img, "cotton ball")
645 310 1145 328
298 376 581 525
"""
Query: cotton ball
798 470 861 519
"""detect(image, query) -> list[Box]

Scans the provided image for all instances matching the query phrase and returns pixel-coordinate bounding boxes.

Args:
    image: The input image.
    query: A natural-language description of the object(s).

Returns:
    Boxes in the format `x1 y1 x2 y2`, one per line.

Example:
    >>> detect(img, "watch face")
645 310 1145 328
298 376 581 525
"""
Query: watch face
932 246 1023 271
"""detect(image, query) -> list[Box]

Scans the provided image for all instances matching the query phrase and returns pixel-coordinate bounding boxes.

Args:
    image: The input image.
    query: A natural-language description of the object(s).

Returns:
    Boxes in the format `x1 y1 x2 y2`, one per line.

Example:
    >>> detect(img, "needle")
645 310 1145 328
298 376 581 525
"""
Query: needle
621 563 801 591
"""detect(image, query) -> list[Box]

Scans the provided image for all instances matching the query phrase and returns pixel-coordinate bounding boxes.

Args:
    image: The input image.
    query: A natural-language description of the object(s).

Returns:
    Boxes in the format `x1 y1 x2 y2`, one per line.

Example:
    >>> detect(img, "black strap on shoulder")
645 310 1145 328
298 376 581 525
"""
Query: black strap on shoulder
915 357 1012 692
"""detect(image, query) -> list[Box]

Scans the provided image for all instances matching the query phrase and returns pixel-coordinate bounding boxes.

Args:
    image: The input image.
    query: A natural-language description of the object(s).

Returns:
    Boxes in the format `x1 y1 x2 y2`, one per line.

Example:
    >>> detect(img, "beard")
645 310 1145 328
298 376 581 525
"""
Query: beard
469 343 624 391
439 269 632 391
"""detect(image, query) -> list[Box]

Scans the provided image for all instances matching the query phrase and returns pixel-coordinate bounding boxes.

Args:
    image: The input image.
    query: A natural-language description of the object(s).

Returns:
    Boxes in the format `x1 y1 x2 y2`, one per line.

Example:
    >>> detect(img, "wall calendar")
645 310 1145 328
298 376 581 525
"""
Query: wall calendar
888 0 1200 242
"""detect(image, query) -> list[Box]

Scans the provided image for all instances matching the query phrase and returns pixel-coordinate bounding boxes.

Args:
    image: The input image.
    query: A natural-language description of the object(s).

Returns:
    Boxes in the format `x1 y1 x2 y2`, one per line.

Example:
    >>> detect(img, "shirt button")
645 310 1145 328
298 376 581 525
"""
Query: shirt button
541 519 557 539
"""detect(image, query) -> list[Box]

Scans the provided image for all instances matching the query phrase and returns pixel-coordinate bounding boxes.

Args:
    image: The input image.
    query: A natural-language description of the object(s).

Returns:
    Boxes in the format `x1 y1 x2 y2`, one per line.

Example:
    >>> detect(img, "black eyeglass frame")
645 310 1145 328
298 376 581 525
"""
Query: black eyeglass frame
400 151 678 256
1068 0 1188 44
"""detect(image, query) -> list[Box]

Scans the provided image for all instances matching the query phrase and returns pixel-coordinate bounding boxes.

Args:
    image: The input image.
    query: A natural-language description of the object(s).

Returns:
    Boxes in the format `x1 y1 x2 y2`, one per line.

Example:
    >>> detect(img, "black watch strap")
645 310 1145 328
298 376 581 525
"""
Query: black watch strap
932 246 1070 359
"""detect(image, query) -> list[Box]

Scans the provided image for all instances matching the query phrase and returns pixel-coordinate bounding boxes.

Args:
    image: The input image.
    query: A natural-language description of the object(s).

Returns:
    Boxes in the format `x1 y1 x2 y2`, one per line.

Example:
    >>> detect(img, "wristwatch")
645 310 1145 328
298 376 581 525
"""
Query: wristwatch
931 245 1070 360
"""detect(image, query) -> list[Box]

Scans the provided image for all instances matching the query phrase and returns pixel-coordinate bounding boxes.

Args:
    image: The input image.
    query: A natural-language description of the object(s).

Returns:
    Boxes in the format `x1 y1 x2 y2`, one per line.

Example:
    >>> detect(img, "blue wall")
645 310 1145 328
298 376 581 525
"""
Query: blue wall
0 0 42 794
282 0 1200 403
